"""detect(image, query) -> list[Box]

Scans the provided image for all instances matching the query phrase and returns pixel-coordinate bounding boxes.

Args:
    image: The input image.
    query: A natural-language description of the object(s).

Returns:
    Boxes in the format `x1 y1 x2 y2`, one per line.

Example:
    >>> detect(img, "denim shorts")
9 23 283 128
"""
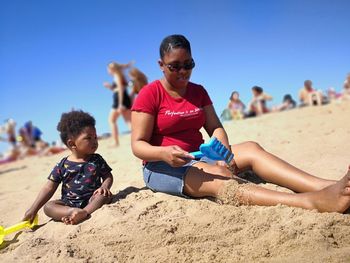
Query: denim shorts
143 157 216 198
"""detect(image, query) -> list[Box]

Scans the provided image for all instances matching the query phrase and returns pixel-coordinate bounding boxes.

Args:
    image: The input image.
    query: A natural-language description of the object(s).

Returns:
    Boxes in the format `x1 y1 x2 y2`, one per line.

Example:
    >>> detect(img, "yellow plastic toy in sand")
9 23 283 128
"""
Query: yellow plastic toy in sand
0 215 38 245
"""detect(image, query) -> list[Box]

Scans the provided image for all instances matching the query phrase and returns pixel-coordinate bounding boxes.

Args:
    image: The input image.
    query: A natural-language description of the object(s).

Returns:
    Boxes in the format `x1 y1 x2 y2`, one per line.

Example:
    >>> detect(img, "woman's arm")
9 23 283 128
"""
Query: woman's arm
23 180 59 222
120 61 134 69
203 105 230 150
103 82 113 90
131 111 193 166
263 93 273 101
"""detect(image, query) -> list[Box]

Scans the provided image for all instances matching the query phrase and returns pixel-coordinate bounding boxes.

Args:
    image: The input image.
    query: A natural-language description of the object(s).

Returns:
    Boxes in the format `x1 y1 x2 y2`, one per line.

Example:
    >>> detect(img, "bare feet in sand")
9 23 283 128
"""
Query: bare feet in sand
61 208 89 225
109 142 119 148
311 168 350 213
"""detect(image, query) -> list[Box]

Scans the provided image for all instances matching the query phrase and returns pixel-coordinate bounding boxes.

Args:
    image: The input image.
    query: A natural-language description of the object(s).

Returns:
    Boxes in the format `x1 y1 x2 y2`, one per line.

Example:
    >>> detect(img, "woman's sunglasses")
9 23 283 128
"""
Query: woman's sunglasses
164 59 195 72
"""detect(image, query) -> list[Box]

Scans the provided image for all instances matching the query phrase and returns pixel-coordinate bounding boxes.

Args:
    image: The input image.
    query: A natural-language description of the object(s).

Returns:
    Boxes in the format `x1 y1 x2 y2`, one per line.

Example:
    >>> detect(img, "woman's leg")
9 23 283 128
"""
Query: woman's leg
121 108 132 129
315 91 323 105
239 171 350 212
184 163 350 213
255 101 264 115
109 109 120 146
231 141 335 193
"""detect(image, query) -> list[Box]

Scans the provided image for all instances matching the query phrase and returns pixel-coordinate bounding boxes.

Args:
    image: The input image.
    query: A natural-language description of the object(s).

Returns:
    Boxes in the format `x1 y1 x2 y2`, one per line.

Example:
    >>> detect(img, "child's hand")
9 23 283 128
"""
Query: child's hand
22 209 37 223
93 187 112 197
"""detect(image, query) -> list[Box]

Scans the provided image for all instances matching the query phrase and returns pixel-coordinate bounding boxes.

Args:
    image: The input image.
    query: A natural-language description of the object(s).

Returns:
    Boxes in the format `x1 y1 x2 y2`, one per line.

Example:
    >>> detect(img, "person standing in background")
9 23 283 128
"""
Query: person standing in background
128 67 148 103
103 61 133 146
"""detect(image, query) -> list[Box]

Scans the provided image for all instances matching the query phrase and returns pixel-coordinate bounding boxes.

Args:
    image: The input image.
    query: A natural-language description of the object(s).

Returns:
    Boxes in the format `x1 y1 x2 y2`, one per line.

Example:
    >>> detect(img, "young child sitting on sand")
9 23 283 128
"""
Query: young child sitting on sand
23 110 113 225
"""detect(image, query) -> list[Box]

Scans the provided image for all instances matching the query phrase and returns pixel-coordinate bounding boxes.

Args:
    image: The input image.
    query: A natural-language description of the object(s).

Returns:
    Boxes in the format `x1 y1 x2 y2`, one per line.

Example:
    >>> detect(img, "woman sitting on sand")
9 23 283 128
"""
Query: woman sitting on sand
131 34 350 213
246 86 272 117
227 91 245 120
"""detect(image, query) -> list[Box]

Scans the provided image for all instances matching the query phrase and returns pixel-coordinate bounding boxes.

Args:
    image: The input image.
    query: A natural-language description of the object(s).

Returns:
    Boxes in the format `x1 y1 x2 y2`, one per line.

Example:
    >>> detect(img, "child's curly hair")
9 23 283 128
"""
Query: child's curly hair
57 110 95 146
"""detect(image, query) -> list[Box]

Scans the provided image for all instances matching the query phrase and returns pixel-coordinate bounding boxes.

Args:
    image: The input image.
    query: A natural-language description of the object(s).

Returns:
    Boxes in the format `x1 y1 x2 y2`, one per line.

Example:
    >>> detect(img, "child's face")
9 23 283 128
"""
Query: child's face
72 126 98 155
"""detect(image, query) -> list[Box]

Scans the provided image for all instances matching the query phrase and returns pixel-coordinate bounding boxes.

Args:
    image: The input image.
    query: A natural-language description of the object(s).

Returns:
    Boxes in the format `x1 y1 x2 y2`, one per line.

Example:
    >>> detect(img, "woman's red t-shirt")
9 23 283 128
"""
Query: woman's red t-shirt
132 80 212 152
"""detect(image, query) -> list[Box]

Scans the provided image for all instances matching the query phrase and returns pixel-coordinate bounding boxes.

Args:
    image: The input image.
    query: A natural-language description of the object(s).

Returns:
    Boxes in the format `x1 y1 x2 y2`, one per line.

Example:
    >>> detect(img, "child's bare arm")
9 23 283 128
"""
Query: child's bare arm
102 172 113 189
23 180 59 222
94 172 113 196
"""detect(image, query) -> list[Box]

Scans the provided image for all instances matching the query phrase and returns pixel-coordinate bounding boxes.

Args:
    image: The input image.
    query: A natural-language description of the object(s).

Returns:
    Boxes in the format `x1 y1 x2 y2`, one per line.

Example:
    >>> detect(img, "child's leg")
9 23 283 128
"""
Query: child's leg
83 192 112 215
184 165 350 213
43 200 88 225
231 142 335 193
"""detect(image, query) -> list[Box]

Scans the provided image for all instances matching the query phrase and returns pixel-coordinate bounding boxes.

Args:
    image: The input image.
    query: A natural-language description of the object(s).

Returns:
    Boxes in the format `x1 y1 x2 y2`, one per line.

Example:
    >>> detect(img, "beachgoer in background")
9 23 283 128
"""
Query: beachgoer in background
0 119 17 146
341 73 350 101
227 91 245 120
23 110 114 225
299 80 323 106
128 67 148 103
272 94 296 112
131 34 350 214
38 141 67 157
19 121 35 148
18 121 43 147
246 86 272 117
0 146 21 165
103 61 133 146
327 87 342 102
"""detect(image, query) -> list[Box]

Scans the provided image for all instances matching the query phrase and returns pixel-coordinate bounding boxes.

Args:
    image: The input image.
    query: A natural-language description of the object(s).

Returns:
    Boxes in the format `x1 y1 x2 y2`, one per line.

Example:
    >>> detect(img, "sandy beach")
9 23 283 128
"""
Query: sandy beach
1 101 350 262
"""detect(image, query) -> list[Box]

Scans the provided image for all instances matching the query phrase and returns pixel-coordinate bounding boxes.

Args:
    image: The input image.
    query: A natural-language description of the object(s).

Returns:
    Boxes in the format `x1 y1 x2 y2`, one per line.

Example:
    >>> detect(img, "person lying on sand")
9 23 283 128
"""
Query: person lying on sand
23 110 114 225
131 34 350 213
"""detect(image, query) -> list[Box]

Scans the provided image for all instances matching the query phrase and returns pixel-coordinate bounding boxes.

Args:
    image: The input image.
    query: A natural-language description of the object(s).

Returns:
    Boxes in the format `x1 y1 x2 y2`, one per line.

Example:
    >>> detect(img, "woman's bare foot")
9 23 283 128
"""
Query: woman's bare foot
311 169 350 213
110 142 119 148
61 208 89 225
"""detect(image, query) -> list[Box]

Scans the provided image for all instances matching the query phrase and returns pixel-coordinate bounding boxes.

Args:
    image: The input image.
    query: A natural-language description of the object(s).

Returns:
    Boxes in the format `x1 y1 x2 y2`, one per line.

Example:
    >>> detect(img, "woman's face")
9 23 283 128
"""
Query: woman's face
232 92 239 100
107 66 114 75
159 48 194 89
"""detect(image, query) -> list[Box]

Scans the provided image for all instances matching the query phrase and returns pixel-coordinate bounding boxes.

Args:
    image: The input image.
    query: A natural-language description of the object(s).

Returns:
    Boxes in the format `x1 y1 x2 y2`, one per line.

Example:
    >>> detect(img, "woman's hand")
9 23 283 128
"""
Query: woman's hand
103 82 112 89
216 160 227 167
117 105 125 113
162 146 194 167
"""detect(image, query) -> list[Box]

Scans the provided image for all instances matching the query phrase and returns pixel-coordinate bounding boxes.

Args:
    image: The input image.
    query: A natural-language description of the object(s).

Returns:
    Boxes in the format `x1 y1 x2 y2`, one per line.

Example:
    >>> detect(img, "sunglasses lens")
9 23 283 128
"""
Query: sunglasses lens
169 65 181 72
184 60 195 70
165 60 195 72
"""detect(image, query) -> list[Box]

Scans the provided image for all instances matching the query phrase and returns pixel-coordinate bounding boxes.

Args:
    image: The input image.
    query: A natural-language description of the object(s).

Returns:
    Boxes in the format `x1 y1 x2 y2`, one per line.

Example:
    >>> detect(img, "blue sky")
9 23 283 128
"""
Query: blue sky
1 0 349 153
